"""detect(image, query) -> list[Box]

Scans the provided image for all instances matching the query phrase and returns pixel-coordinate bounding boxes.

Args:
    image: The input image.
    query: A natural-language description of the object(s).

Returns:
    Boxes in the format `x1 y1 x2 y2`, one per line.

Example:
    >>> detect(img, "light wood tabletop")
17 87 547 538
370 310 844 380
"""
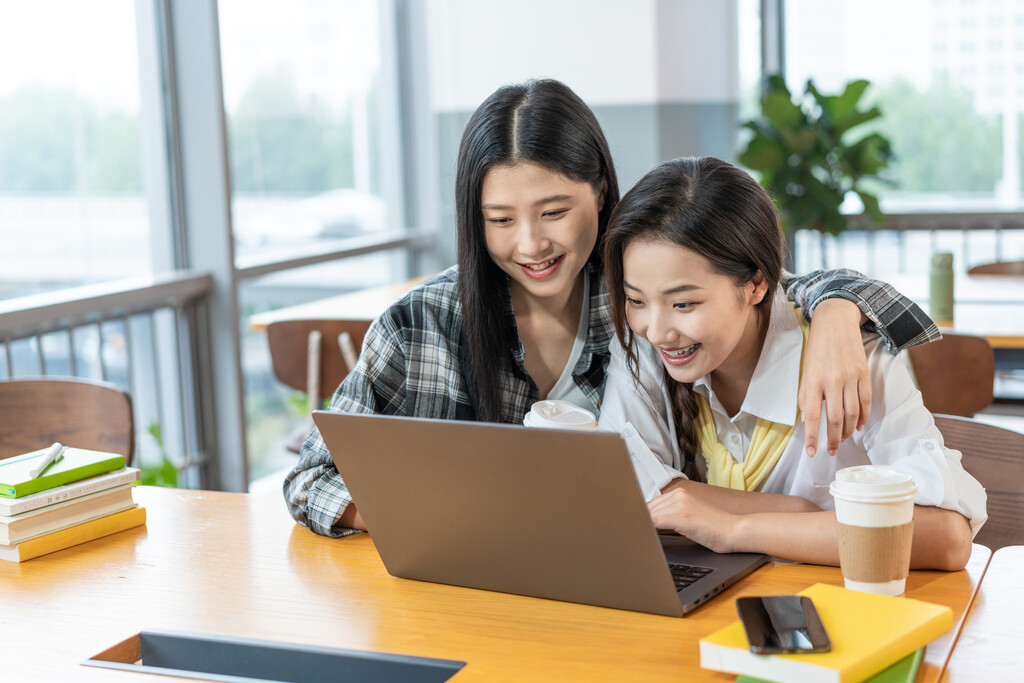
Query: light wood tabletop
0 486 992 681
941 545 1024 681
248 275 429 331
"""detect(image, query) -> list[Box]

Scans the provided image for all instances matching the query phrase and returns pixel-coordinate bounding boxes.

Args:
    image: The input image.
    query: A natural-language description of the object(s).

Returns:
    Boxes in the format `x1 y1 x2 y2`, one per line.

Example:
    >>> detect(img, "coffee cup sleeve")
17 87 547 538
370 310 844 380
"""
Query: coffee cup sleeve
621 422 673 501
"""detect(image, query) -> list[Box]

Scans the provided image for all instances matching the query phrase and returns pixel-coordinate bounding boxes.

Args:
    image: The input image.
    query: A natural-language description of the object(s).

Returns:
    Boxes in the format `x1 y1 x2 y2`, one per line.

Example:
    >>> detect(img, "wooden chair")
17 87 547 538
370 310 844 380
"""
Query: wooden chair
967 259 1024 276
0 377 134 464
908 333 994 417
933 414 1024 550
266 319 369 452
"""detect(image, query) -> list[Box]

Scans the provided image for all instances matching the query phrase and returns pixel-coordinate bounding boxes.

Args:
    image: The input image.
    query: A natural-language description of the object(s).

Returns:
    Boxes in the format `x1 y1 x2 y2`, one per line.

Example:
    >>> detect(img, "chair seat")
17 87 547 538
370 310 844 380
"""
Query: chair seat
267 319 371 454
908 333 994 417
933 414 1024 551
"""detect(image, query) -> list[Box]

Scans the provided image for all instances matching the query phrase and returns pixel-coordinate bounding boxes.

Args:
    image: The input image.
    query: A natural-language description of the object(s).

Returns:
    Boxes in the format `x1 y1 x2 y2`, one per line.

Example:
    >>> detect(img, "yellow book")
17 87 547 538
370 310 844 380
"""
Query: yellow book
699 583 952 683
0 505 146 563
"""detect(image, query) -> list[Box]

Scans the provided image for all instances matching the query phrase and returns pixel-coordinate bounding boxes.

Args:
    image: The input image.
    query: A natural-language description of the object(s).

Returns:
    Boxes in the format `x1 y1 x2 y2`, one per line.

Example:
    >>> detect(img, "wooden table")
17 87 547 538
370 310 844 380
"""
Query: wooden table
941 545 1024 681
0 486 991 681
248 275 429 331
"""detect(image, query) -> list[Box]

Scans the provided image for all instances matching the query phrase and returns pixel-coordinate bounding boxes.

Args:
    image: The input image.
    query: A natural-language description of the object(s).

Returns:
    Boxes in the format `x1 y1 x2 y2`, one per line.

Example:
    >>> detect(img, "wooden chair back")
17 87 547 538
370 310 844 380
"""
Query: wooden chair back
0 377 134 463
967 260 1024 276
908 333 994 417
266 319 371 400
934 414 1024 550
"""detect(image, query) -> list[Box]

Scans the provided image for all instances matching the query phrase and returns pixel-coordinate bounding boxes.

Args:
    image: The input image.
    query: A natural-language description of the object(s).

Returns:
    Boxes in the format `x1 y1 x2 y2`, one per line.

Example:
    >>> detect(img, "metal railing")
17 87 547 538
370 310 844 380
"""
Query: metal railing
793 216 1024 275
0 271 214 487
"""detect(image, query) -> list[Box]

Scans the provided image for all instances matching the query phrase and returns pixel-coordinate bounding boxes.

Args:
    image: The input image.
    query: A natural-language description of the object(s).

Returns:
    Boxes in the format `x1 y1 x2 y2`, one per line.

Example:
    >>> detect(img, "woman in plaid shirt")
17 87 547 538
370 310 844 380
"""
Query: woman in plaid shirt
284 80 938 538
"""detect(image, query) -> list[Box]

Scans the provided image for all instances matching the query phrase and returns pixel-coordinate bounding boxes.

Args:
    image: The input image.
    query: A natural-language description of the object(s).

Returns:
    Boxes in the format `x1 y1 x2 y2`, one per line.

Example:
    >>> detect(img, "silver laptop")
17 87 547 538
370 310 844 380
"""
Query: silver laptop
313 411 769 618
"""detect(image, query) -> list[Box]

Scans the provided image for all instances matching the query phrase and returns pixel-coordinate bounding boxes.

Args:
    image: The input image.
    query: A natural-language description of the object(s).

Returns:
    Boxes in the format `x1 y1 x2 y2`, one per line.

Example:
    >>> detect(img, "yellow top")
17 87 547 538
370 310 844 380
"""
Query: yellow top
695 305 809 492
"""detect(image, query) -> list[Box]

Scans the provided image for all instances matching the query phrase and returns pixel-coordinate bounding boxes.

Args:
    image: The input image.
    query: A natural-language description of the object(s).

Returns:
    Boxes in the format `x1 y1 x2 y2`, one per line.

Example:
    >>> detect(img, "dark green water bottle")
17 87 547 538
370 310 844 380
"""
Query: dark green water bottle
929 252 954 328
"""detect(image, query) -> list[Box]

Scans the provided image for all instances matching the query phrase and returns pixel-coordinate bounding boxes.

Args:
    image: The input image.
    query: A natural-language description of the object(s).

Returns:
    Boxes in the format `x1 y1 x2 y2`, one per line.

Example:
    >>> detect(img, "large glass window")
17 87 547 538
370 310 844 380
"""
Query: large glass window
218 0 406 487
0 1 149 300
218 0 390 262
785 0 1024 214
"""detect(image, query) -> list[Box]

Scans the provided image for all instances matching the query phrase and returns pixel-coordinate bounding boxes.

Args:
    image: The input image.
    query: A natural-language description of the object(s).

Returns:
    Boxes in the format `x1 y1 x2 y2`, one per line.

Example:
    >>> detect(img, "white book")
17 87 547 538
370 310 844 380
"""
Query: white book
0 485 137 545
0 467 141 517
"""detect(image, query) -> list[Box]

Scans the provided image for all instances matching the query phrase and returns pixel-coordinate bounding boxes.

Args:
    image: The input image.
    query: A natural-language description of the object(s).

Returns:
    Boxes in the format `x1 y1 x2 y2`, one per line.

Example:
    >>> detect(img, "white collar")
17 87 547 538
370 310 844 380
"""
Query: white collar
694 291 803 425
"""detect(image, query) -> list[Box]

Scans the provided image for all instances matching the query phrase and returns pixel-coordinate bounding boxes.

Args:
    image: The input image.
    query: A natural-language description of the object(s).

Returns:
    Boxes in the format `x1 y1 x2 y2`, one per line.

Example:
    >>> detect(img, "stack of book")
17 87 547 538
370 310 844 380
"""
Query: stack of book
0 444 146 563
699 583 953 683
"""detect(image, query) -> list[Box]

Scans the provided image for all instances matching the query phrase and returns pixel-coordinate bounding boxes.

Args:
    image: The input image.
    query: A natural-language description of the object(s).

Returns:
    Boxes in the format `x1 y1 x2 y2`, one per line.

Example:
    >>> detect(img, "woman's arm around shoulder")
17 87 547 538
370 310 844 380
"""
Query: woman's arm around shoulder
783 268 940 458
782 268 940 352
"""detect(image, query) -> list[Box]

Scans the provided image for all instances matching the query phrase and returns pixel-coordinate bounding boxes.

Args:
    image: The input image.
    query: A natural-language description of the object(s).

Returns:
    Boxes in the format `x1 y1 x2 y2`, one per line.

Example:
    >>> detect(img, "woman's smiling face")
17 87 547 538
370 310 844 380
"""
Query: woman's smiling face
622 238 767 384
481 161 602 303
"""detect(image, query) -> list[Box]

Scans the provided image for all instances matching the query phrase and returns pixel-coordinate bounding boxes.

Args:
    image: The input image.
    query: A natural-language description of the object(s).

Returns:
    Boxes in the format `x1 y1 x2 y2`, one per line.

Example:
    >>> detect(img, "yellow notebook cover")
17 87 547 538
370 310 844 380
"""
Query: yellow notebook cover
699 583 952 683
0 505 146 563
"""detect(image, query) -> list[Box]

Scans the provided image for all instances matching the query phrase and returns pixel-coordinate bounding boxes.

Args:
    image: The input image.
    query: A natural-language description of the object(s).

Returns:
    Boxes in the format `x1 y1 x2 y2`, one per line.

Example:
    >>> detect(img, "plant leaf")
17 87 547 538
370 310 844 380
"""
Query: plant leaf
857 190 885 223
831 80 871 123
763 91 805 131
738 133 787 171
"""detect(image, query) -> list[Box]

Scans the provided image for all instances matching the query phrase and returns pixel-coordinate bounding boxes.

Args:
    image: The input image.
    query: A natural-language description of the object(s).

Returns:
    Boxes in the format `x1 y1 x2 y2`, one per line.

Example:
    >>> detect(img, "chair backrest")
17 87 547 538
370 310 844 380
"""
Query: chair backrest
0 377 134 463
908 333 994 417
967 260 1024 276
933 414 1024 551
266 319 371 397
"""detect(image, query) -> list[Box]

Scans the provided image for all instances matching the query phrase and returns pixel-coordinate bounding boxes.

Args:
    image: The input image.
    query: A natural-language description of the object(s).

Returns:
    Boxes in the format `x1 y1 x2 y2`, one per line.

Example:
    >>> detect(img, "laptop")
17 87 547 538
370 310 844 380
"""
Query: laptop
313 411 769 618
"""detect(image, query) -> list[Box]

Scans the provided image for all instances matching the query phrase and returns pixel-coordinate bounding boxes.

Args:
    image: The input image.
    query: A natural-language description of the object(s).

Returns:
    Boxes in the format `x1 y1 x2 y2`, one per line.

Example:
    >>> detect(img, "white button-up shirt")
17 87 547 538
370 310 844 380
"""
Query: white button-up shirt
599 292 988 536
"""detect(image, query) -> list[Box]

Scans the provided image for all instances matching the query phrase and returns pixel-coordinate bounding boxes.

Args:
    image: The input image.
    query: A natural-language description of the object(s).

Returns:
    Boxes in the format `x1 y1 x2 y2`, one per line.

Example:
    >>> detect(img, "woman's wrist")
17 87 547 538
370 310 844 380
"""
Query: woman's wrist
814 297 868 327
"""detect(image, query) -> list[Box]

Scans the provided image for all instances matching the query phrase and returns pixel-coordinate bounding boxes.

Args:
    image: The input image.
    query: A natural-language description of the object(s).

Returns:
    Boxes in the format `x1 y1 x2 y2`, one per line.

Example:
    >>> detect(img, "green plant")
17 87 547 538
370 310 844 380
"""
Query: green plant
139 420 179 487
739 75 896 237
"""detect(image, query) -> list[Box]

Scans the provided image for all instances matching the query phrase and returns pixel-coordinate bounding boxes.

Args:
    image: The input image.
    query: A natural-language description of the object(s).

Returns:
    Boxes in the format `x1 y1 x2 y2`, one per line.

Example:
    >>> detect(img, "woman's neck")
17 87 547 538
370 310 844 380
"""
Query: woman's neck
709 310 769 417
510 272 587 398
510 272 586 327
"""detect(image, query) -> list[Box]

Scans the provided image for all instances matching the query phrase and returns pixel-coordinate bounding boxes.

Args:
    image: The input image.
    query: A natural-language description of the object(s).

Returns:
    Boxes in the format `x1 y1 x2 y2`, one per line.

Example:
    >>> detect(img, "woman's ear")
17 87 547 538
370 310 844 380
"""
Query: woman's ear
749 270 769 305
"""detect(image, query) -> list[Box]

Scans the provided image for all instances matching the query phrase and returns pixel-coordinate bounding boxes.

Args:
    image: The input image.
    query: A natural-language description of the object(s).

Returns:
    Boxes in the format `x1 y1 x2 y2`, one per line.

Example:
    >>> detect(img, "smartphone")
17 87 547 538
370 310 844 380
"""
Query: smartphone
736 595 832 654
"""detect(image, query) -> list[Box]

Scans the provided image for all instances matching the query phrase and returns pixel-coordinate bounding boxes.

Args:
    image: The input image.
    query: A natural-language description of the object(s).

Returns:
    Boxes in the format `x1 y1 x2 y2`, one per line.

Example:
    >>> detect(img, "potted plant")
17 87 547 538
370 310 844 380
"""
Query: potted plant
738 75 895 261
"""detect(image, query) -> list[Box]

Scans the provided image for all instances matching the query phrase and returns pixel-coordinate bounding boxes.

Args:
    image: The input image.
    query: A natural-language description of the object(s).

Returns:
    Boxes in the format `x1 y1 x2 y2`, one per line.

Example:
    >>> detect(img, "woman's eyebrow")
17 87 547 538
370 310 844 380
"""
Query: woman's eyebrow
481 194 574 210
534 194 573 206
662 284 700 295
622 280 699 294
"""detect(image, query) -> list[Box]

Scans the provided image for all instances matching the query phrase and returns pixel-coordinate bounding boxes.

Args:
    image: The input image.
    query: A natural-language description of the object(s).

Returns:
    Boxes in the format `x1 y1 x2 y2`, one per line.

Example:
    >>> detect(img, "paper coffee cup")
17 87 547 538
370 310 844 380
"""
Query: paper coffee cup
830 466 917 596
522 400 598 431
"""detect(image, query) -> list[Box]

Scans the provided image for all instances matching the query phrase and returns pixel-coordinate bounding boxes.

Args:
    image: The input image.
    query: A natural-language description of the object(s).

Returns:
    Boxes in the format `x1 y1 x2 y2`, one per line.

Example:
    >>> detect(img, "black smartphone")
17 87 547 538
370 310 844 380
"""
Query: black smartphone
736 595 832 654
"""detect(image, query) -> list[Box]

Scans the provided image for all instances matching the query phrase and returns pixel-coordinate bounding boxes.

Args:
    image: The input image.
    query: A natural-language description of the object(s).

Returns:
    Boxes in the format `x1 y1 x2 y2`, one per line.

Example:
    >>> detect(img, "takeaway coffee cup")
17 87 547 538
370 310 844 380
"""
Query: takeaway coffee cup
830 465 918 596
522 400 598 431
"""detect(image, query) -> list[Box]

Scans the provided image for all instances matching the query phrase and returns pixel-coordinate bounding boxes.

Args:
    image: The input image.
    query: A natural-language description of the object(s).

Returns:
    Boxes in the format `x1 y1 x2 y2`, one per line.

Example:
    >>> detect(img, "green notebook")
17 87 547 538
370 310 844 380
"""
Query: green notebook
735 647 924 683
0 447 126 498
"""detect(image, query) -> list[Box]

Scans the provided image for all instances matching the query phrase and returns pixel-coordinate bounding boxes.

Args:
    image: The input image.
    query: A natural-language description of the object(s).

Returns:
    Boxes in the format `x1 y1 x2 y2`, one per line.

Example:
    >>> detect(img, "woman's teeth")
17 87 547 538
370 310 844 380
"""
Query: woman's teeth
524 258 558 271
663 343 700 358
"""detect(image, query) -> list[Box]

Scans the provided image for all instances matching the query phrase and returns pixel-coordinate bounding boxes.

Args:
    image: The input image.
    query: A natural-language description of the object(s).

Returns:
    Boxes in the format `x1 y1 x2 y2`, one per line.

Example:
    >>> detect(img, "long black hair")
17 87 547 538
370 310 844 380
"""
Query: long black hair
456 79 619 422
603 156 784 475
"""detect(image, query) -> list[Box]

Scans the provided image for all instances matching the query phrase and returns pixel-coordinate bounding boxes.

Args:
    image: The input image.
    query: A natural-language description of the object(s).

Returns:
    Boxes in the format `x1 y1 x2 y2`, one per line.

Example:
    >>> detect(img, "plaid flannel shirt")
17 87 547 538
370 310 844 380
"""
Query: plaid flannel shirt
284 264 938 537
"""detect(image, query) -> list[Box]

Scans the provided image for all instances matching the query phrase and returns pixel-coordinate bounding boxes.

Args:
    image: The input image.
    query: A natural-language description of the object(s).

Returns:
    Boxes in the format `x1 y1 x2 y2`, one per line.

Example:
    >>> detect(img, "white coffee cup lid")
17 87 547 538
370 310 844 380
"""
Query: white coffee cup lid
829 465 917 503
523 400 598 431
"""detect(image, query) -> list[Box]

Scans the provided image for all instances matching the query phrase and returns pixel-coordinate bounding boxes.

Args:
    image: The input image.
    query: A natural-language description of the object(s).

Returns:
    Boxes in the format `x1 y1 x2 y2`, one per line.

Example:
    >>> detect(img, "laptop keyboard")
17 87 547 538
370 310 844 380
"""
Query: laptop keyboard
669 563 713 591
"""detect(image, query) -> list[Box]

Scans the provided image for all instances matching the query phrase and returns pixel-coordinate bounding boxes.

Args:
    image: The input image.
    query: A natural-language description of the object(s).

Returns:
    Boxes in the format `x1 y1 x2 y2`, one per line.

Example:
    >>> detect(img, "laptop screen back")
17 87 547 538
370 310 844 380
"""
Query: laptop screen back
313 411 688 616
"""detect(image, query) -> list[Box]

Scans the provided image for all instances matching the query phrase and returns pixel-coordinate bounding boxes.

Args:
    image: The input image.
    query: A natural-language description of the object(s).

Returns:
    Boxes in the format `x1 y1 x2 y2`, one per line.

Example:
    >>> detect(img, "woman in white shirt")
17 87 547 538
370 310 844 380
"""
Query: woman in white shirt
598 156 986 570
